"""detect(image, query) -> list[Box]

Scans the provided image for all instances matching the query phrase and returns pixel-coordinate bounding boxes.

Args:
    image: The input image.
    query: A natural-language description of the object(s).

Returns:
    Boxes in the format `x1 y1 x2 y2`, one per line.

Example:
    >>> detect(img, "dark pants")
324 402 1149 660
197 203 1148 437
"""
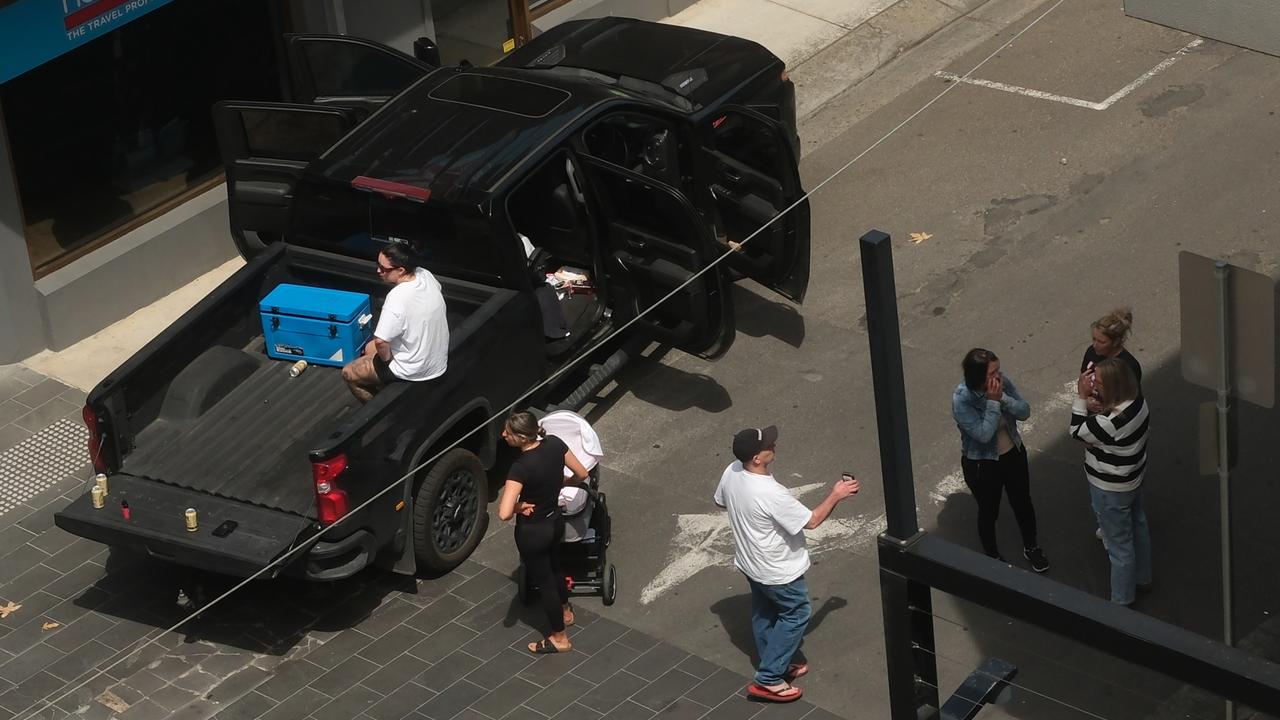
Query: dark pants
960 447 1037 558
515 514 568 633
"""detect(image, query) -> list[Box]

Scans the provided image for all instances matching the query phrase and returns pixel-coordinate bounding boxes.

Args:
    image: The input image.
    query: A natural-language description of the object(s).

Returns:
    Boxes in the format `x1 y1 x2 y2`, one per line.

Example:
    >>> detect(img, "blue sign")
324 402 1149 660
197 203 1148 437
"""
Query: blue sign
0 0 178 84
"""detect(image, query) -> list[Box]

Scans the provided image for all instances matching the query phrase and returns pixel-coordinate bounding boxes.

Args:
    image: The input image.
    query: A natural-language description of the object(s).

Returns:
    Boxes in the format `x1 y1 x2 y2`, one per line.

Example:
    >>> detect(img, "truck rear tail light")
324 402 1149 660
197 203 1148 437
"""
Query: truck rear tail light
312 454 349 525
83 405 109 474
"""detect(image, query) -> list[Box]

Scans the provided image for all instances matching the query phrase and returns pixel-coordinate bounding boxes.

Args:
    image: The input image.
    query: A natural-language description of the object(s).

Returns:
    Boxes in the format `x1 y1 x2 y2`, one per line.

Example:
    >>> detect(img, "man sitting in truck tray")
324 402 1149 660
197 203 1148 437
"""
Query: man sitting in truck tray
341 241 449 402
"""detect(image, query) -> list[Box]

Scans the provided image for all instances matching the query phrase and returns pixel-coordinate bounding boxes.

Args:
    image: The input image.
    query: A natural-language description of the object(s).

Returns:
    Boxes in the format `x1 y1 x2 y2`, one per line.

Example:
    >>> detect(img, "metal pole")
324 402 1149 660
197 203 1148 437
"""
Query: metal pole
861 230 938 718
859 230 918 539
1215 261 1236 720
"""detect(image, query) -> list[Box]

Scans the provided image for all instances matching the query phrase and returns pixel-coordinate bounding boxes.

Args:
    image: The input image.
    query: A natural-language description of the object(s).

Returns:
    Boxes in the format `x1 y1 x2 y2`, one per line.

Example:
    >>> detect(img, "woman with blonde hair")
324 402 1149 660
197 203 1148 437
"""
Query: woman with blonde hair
1081 308 1141 412
1070 357 1152 606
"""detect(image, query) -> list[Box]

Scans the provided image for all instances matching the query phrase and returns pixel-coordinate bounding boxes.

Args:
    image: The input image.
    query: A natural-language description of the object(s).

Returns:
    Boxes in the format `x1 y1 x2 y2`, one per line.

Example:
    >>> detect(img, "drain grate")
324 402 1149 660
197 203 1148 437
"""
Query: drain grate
0 419 89 516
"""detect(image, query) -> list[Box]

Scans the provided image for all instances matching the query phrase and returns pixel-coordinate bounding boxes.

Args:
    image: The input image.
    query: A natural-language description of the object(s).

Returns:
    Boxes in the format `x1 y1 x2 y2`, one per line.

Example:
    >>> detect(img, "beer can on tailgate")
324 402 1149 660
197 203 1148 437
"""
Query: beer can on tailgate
185 508 198 532
94 473 108 496
91 486 105 509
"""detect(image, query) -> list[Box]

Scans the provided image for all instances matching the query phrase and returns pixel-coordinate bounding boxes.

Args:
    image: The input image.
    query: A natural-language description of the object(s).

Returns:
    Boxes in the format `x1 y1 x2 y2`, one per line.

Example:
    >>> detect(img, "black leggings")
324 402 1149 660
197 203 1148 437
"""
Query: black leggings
960 447 1038 558
516 514 569 634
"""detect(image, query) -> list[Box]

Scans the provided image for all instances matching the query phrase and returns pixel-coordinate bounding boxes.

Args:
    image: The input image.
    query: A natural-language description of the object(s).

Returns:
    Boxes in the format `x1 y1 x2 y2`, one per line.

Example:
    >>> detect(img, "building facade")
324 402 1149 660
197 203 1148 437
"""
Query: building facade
0 0 693 363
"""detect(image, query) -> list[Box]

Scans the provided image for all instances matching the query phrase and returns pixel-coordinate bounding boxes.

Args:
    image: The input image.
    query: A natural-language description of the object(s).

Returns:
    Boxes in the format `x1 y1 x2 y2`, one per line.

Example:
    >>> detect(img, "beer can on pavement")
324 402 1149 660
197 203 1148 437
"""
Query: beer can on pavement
185 508 198 532
91 486 105 509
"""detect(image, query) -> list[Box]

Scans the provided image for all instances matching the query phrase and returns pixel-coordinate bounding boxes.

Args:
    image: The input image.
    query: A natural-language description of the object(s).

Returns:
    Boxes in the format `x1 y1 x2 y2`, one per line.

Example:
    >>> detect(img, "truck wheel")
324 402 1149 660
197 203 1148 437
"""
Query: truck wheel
413 448 488 574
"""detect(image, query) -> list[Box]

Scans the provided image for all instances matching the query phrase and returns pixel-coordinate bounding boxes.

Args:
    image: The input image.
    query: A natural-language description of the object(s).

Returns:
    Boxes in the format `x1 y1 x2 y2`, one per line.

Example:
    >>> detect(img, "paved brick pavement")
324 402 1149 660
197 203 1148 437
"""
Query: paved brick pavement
0 363 836 720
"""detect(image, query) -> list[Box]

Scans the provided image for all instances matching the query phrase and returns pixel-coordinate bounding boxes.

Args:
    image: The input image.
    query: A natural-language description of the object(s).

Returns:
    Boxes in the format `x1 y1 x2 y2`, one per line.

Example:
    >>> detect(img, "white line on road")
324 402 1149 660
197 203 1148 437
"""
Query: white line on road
640 481 884 604
934 38 1204 111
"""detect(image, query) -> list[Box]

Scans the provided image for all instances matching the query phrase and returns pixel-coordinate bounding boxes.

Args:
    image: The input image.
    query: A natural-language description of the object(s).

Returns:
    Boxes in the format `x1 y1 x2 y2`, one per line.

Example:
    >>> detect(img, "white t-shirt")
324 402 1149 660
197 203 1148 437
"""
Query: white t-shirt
374 268 449 381
713 461 812 586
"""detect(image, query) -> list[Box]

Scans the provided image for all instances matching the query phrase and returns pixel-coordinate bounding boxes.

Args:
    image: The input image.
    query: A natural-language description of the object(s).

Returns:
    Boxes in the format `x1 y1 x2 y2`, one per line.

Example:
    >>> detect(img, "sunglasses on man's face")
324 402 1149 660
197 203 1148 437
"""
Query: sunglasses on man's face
376 263 401 275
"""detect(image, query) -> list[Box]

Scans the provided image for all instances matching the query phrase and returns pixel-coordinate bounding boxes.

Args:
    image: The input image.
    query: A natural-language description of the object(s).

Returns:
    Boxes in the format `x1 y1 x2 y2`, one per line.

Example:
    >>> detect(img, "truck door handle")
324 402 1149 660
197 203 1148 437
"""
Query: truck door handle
722 168 743 184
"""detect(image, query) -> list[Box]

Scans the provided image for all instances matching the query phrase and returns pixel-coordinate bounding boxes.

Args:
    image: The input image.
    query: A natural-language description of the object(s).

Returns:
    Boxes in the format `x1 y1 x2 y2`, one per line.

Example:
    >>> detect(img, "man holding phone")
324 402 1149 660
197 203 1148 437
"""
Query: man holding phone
713 425 860 703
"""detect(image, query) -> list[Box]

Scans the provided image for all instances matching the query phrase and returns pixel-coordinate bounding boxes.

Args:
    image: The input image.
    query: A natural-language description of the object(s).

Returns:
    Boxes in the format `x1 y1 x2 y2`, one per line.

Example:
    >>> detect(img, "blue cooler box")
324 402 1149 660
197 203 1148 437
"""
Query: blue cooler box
260 284 374 367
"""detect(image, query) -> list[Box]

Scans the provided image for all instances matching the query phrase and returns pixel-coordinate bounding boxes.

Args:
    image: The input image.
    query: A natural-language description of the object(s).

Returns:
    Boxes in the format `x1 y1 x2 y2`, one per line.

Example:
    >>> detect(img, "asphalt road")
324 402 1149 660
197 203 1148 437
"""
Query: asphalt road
470 0 1280 717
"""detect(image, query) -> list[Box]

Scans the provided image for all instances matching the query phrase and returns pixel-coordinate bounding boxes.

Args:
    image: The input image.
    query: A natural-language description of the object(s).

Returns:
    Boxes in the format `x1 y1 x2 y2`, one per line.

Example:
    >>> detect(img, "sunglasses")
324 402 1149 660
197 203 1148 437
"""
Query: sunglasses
375 263 402 275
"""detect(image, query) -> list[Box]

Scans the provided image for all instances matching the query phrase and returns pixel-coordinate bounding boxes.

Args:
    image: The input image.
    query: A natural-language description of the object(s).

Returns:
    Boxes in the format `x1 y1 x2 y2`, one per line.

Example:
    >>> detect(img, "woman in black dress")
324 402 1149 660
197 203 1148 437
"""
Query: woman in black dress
498 411 589 654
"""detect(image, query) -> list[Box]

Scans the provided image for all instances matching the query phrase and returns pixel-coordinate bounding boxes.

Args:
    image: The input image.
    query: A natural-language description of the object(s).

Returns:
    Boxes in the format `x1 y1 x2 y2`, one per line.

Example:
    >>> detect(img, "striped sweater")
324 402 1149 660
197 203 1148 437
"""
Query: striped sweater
1069 396 1149 492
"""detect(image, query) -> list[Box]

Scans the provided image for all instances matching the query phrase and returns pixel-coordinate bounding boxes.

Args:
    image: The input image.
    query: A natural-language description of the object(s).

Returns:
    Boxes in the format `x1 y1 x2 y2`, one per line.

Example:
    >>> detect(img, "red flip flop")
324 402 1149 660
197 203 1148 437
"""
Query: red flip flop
785 663 809 680
746 683 804 703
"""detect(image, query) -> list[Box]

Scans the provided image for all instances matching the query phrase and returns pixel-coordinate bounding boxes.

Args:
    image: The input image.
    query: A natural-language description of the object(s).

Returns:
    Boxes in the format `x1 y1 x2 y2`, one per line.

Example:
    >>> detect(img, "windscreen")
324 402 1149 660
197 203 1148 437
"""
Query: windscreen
288 179 511 286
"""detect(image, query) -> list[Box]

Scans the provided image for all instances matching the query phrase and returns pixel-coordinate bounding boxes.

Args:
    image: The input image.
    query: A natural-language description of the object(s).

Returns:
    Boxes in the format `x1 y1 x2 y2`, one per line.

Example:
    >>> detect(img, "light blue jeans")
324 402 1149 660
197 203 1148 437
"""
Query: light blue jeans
1089 484 1152 605
746 575 812 686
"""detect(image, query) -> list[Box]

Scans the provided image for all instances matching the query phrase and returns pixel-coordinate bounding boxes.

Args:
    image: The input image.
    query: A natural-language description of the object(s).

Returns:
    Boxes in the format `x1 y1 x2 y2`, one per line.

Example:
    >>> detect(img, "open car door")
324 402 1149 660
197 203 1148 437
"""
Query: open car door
703 107 811 303
284 34 432 113
579 156 736 358
213 101 361 258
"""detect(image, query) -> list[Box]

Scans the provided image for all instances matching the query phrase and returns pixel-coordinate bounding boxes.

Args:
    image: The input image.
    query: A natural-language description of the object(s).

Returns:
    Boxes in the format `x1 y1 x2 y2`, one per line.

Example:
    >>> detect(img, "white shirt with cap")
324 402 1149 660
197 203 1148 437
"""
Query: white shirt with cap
713 461 812 586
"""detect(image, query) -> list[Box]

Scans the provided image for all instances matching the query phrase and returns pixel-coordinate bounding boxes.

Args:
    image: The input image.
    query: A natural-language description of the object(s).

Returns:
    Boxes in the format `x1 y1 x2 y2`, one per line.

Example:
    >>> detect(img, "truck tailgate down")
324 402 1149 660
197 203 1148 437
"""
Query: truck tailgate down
55 474 314 578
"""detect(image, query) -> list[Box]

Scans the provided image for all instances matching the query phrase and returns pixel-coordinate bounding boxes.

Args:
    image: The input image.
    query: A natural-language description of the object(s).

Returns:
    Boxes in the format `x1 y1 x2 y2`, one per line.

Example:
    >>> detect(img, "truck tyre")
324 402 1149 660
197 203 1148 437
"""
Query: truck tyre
413 448 489 573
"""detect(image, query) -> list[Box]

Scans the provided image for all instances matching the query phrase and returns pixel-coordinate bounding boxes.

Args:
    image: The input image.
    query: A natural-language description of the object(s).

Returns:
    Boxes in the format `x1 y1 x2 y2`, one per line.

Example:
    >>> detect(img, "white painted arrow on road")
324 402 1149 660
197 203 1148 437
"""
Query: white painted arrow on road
639 481 885 604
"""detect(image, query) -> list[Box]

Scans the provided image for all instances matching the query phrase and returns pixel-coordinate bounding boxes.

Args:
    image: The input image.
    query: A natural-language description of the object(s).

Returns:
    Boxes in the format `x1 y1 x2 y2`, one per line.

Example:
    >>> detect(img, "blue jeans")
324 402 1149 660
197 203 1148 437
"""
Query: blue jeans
746 575 812 686
1089 484 1152 605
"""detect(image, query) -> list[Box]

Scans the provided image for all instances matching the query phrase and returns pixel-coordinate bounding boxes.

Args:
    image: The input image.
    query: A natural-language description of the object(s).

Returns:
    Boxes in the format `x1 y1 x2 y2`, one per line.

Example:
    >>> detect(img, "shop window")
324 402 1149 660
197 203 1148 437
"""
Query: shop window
0 0 285 277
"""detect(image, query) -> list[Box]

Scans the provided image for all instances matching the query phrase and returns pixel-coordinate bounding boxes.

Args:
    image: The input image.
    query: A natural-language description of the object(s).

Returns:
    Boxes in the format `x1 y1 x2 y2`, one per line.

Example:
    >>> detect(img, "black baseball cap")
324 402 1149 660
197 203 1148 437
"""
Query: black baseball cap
732 425 779 463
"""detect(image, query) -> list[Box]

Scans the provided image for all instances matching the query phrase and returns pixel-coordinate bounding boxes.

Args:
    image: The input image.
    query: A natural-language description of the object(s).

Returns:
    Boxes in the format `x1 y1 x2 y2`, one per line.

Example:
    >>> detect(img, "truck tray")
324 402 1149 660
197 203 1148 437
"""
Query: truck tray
126 359 357 517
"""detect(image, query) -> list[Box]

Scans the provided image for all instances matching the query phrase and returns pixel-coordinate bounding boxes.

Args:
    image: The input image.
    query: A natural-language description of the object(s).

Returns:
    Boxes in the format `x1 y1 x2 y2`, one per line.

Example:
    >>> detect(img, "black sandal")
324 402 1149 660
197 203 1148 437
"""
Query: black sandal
529 638 567 655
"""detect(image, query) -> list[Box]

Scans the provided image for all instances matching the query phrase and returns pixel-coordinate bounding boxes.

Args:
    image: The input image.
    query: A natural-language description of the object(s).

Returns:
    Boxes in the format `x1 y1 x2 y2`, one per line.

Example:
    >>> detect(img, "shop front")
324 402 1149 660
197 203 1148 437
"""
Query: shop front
0 0 695 363
0 0 291 360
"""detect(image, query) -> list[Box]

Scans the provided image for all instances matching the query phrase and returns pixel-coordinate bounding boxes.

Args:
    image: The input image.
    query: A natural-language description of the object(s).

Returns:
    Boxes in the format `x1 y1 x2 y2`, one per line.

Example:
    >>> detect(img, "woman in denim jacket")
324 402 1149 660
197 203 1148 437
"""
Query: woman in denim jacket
952 348 1049 572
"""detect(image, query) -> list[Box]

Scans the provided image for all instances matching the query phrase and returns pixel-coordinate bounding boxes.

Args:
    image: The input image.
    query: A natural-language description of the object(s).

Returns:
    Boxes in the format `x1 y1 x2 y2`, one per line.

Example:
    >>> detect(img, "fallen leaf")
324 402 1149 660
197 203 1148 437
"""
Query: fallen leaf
0 601 20 619
97 690 130 713
42 622 60 631
910 232 934 244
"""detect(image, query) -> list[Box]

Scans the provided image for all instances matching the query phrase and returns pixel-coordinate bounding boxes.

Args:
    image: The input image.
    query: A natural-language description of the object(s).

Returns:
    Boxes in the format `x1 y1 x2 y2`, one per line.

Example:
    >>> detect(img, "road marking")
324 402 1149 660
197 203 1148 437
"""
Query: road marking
934 38 1203 111
640 482 884 604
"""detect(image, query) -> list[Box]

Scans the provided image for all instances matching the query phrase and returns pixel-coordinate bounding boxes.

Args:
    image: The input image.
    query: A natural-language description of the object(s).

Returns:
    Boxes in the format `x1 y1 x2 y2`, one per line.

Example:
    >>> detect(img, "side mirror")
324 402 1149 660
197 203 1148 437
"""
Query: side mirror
413 37 441 67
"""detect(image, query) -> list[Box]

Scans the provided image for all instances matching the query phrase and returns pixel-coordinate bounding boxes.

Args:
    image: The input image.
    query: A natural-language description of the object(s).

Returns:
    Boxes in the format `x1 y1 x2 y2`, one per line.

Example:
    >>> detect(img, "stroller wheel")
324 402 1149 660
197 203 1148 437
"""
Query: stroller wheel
602 564 617 606
516 564 531 605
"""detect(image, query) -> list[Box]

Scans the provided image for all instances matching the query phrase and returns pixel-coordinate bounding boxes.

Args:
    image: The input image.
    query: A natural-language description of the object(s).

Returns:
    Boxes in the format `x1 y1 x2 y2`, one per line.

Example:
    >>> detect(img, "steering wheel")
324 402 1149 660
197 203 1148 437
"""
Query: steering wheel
585 124 631 167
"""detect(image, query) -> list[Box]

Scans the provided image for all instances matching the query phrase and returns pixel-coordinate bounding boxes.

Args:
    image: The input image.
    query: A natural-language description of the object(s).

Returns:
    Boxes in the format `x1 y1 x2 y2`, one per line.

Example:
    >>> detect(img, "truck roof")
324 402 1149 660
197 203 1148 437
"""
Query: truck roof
309 18 783 207
501 17 782 109
311 66 609 207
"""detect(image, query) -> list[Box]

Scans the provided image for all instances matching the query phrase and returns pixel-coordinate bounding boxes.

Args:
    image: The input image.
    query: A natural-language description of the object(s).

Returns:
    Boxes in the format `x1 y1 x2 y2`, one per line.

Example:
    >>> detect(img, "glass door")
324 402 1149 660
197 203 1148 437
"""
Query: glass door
432 0 529 66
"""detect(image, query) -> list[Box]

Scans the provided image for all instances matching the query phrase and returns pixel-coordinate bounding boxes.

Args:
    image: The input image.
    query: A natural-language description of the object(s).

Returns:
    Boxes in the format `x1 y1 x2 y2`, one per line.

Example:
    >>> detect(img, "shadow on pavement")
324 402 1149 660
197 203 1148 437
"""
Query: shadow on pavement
732 285 807 349
82 550 409 657
585 345 733 423
707 592 849 666
928 352 1280 718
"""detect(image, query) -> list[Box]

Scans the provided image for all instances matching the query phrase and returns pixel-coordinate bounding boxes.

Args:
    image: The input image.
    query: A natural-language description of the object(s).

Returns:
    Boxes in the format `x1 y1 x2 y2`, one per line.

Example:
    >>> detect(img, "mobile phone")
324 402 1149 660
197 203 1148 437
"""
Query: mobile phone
841 472 855 482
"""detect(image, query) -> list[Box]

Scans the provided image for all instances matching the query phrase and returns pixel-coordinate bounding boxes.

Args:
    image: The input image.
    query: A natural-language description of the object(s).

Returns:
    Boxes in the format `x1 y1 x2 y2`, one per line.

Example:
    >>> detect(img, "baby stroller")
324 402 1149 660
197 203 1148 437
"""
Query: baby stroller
516 410 617 606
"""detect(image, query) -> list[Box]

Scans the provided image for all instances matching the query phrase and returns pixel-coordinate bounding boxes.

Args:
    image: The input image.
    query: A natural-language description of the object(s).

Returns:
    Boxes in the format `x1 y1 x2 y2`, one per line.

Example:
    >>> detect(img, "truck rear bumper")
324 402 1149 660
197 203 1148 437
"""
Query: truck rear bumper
55 474 316 579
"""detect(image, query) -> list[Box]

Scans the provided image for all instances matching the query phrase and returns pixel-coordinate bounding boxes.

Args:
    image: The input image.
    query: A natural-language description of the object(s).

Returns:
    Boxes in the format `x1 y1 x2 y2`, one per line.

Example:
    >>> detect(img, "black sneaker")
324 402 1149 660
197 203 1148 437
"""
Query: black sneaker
1023 546 1050 573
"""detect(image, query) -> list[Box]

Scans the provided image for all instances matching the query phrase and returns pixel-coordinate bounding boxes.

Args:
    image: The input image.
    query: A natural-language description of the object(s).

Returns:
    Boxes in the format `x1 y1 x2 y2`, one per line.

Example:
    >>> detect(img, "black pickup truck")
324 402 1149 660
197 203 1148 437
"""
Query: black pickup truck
55 18 811 582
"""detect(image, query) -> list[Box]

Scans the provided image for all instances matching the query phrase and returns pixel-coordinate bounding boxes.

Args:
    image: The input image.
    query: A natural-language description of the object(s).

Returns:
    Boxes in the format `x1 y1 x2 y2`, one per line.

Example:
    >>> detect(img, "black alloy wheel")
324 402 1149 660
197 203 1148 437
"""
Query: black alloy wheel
413 448 488 573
